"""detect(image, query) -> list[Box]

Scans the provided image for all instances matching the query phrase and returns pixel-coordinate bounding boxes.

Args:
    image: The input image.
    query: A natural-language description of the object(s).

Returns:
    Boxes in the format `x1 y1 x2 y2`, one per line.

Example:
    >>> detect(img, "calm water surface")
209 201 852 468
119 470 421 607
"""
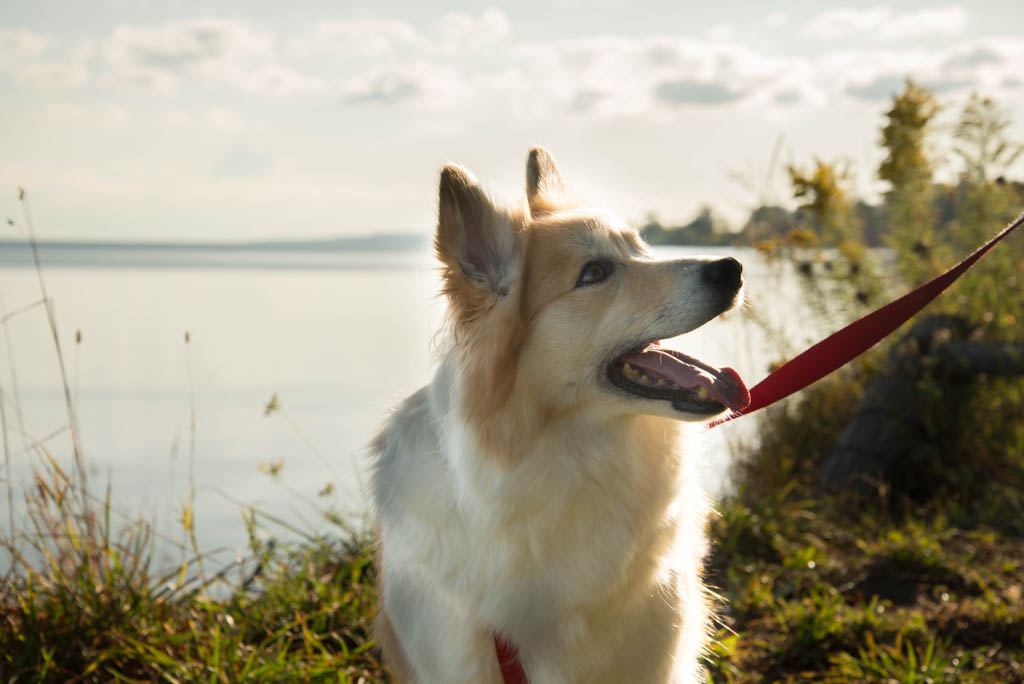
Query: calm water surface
1 244 824 569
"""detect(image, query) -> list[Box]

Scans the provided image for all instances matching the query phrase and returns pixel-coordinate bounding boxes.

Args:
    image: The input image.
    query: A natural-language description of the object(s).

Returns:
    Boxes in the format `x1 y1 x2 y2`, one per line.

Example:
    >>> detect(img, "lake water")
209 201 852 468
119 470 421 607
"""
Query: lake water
1 242 825 571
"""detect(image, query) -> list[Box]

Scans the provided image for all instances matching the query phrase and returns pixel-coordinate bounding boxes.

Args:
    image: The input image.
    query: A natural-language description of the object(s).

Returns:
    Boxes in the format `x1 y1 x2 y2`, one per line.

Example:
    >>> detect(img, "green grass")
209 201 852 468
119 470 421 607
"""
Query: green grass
2 534 383 682
704 361 1024 683
0 454 383 682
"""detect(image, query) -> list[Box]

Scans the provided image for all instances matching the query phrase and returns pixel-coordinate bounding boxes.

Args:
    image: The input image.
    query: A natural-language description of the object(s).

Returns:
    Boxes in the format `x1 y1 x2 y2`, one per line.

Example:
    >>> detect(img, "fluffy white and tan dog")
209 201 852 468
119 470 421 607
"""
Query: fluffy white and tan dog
371 148 749 683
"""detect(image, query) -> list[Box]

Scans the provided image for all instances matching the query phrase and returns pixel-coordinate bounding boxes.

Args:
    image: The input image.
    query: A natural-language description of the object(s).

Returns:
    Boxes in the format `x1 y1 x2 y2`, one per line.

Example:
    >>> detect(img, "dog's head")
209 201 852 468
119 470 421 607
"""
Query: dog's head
435 148 749 447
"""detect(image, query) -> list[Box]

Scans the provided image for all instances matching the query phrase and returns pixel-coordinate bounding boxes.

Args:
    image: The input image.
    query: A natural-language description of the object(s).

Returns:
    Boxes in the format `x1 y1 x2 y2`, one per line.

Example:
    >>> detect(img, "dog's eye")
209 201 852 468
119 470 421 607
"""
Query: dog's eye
577 261 612 287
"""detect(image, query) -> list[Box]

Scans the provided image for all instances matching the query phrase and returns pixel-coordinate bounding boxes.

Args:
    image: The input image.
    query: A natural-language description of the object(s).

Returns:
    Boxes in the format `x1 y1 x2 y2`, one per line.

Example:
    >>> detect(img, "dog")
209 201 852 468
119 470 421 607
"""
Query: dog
370 147 749 683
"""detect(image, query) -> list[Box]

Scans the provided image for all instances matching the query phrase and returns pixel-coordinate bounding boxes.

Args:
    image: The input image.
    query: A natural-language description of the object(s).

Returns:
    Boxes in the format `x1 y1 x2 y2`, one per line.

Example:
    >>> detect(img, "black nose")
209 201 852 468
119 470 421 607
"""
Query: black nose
701 257 743 289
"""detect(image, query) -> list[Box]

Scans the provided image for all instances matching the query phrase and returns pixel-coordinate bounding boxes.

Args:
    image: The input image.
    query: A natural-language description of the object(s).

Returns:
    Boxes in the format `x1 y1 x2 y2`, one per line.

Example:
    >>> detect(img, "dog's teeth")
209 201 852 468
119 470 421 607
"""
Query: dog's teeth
640 374 652 385
623 363 640 380
655 378 667 388
696 386 710 400
671 383 682 390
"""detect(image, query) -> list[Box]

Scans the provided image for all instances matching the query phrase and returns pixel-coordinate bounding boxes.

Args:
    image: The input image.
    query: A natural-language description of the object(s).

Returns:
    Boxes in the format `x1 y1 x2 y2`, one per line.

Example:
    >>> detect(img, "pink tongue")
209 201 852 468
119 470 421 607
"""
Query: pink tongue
622 347 751 411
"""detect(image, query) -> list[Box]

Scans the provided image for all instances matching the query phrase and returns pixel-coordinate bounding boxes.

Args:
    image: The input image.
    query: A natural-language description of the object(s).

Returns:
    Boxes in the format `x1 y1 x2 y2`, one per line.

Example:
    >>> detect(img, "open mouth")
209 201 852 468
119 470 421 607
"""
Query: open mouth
607 341 751 415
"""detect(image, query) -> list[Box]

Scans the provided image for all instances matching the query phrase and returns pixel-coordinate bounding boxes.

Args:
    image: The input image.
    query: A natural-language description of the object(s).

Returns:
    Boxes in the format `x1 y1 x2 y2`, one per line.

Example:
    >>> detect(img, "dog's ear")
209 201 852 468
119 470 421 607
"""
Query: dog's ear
435 164 519 308
526 146 569 218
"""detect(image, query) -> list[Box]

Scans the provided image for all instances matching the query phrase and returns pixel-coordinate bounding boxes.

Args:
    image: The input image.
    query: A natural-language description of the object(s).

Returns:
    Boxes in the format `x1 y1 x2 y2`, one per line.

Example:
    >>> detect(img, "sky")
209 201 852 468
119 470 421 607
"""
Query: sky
1 0 1023 241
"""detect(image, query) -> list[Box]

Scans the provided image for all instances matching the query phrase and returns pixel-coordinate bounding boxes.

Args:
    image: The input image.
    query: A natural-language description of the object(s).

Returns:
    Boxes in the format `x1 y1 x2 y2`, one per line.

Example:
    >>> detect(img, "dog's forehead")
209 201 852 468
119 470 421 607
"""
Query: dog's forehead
527 209 644 257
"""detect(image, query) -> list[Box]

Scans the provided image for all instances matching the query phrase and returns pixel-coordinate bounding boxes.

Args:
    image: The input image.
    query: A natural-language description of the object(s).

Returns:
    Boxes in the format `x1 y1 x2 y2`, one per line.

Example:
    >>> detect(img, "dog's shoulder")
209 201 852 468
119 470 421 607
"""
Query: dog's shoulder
370 365 456 521
371 384 431 460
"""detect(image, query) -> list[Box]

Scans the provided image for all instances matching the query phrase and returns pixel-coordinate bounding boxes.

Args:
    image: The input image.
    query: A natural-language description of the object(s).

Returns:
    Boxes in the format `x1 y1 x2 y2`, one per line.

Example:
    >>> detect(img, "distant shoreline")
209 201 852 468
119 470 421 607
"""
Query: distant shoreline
0 234 433 270
0 233 428 253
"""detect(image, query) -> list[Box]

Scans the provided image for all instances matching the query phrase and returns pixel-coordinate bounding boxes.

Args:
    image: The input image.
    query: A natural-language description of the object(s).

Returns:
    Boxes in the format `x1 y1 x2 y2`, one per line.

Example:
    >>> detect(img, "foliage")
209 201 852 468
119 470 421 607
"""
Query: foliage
954 93 1024 187
775 83 1024 336
788 159 854 245
0 434 382 682
941 95 1024 340
878 79 941 195
0 401 381 682
877 79 944 283
748 160 884 332
705 369 1024 683
1 497 383 682
707 83 1024 683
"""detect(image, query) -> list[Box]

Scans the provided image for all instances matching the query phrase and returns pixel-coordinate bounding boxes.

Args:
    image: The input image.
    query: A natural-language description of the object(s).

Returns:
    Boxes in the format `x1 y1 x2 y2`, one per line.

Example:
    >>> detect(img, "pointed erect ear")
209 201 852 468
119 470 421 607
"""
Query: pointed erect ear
526 146 569 218
435 164 519 301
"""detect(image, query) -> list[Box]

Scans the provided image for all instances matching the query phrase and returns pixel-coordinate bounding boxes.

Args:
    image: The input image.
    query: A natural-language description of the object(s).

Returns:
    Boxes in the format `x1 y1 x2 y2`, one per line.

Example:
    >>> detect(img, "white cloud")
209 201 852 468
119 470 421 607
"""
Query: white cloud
294 20 423 58
822 38 1024 102
763 12 790 30
881 7 969 40
230 63 324 96
297 9 511 59
435 8 510 50
212 144 273 179
48 102 128 125
475 30 1023 118
102 19 323 94
0 30 48 68
13 61 90 88
340 63 464 110
503 36 801 117
803 6 968 41
201 107 271 133
166 110 191 127
47 103 88 121
4 11 1020 122
803 7 889 39
706 23 739 42
164 107 270 133
0 31 91 88
341 68 422 104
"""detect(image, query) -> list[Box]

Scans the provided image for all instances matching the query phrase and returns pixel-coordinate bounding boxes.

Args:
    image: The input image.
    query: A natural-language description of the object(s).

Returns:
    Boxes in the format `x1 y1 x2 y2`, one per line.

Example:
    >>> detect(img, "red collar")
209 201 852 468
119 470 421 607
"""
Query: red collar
494 633 527 684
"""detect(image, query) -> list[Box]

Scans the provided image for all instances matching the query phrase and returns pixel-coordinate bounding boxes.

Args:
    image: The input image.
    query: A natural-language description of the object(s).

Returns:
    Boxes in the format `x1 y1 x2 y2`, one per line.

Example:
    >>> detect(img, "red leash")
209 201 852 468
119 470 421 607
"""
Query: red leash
493 210 1024 682
709 209 1024 428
